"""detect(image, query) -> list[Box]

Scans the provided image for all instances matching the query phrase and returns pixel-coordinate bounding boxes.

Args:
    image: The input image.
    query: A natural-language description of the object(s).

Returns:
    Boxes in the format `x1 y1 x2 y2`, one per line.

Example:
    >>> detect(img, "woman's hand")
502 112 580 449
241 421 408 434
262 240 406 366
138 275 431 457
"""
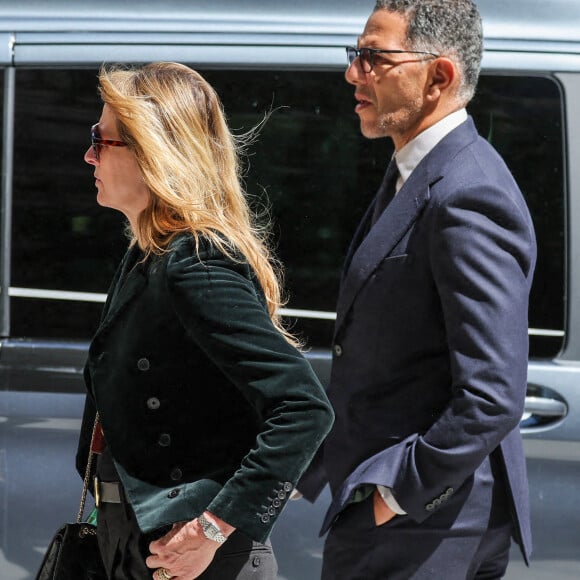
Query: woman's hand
146 513 235 579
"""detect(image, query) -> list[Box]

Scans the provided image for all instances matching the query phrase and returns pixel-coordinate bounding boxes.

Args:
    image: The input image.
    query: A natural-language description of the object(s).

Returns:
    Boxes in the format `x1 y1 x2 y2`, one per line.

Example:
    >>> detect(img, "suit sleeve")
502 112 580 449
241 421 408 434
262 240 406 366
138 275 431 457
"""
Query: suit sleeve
165 240 334 541
339 178 536 523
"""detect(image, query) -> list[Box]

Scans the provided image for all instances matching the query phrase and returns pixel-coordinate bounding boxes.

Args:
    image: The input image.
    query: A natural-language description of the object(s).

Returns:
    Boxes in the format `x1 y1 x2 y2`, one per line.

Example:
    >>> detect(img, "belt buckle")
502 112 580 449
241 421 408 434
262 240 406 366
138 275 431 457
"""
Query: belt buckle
94 476 100 508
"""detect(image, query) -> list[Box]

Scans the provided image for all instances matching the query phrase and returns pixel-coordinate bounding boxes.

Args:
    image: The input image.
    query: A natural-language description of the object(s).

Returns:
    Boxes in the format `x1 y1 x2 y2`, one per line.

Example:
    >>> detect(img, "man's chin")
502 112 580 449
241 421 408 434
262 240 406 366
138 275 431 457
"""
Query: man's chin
360 122 388 140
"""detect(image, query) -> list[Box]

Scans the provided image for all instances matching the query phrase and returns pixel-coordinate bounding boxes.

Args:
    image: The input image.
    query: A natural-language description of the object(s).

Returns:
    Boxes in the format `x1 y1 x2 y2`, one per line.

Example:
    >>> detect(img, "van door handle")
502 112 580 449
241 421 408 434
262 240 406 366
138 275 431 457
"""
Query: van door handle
524 396 567 417
521 396 567 425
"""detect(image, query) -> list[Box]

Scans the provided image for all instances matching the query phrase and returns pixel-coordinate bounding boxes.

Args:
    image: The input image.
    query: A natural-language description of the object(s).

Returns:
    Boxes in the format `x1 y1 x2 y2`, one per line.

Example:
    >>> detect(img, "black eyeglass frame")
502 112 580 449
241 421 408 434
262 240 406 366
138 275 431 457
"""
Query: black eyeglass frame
90 124 128 160
346 46 440 73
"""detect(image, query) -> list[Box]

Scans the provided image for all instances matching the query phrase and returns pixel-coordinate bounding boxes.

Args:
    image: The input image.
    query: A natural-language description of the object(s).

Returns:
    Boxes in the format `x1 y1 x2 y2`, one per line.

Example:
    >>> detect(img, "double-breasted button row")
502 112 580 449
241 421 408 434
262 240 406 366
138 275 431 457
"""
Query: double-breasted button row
425 487 454 512
258 481 293 524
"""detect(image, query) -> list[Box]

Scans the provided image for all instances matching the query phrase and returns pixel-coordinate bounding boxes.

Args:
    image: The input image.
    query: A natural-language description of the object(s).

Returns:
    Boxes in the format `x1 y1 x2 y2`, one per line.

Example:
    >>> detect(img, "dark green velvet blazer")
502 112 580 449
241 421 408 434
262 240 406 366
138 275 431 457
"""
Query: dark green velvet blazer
76 233 333 543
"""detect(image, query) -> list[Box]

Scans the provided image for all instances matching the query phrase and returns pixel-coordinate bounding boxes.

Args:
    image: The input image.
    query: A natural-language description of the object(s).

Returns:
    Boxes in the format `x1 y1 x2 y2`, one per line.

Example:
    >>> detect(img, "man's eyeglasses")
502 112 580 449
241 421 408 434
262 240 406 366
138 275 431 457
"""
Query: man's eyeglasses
346 46 439 73
90 124 128 160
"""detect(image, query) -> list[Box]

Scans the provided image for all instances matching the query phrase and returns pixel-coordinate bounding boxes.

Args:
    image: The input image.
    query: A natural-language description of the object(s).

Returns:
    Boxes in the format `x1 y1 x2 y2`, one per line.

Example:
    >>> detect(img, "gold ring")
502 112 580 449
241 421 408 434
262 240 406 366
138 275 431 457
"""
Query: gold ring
157 568 172 580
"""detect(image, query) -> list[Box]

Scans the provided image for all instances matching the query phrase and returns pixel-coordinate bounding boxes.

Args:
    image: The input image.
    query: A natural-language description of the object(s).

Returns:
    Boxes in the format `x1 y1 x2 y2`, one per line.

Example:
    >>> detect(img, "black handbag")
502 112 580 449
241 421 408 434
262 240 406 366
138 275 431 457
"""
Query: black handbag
36 415 107 580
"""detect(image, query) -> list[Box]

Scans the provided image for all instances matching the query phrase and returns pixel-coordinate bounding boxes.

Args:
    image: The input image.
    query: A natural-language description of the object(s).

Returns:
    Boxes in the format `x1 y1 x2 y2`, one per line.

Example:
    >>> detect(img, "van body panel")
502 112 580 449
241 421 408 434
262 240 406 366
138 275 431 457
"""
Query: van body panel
0 1 579 579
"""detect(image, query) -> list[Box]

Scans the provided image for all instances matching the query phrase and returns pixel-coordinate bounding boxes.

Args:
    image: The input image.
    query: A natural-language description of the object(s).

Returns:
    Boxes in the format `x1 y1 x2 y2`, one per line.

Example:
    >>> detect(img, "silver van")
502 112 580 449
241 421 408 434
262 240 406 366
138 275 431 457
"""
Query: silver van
0 0 578 578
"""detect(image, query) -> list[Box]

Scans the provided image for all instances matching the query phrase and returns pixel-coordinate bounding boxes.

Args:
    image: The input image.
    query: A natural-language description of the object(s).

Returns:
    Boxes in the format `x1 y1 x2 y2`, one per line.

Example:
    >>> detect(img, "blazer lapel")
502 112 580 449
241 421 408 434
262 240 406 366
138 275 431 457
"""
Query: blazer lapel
92 244 147 342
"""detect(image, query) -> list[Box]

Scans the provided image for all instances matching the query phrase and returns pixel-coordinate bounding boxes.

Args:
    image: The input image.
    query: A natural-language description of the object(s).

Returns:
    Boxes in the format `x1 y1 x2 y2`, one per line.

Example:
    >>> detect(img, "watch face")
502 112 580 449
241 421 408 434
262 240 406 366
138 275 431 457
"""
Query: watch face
199 514 226 543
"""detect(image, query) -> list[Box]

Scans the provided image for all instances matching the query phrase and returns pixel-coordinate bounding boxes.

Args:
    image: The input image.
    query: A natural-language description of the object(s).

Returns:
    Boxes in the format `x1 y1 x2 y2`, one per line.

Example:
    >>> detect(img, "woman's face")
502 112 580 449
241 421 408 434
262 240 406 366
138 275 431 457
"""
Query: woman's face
84 104 150 228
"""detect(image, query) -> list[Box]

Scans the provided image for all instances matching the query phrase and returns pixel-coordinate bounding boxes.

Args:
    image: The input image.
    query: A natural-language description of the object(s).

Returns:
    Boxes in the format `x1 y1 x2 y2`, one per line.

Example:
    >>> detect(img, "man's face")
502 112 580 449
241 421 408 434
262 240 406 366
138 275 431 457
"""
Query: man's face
345 9 434 149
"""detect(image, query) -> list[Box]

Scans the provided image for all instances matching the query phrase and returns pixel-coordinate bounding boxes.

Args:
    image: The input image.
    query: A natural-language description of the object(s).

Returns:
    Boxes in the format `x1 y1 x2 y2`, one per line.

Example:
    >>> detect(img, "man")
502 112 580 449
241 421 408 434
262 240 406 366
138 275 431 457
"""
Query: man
299 1 536 578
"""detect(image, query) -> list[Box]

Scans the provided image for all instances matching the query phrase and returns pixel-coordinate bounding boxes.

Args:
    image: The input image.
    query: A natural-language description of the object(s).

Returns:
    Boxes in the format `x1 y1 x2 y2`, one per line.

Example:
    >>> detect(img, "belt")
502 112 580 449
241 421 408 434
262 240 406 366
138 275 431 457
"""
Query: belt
94 477 122 507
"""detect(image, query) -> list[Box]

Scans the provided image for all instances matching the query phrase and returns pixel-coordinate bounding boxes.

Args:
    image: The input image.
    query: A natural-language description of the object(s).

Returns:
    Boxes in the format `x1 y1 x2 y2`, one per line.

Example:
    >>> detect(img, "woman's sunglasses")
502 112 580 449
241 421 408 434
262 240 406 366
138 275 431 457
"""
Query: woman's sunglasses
90 124 127 160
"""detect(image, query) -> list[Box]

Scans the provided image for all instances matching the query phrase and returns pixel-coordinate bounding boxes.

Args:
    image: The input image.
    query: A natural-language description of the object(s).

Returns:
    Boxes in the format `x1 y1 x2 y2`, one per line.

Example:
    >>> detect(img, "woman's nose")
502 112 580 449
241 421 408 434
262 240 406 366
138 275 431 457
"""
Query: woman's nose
84 145 97 165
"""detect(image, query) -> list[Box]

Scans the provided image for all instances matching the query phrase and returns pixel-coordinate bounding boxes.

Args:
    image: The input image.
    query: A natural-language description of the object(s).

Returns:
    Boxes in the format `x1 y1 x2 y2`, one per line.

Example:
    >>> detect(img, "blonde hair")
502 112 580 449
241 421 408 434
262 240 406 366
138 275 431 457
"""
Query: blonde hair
98 62 296 344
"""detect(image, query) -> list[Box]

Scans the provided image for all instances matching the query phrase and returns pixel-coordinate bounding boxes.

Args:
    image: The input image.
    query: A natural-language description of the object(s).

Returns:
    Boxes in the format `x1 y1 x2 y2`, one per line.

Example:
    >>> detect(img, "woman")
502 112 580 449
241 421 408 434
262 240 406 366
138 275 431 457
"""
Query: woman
77 62 333 580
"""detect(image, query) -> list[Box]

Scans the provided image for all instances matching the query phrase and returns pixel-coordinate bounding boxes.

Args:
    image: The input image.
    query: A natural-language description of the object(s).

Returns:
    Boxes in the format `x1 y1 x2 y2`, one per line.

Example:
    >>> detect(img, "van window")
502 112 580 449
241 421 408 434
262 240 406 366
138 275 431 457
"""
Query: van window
10 69 564 358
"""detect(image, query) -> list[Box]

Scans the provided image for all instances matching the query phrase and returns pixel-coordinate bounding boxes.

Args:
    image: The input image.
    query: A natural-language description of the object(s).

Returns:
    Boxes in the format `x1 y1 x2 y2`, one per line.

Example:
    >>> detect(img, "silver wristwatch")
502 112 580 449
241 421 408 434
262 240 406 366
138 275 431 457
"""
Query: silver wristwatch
198 513 227 544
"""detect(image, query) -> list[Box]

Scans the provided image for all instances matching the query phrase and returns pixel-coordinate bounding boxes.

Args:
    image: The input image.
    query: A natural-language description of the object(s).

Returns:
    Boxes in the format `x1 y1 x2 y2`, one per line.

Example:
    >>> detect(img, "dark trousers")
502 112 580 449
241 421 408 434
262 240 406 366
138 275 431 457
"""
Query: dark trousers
322 456 514 580
97 499 277 579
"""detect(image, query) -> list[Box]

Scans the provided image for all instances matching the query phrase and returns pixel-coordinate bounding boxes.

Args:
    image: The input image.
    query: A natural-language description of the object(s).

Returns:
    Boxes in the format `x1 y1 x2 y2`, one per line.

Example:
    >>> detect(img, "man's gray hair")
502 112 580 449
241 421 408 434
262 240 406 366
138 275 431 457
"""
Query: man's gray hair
374 0 483 103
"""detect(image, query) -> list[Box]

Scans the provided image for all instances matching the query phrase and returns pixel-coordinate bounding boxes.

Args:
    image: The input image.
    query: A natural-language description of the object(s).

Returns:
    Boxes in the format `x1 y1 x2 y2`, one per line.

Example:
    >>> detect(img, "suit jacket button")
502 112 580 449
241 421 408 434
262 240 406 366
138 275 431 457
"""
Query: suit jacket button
170 468 183 481
333 344 343 357
147 397 161 410
168 488 180 499
158 433 172 447
261 513 270 523
137 357 150 371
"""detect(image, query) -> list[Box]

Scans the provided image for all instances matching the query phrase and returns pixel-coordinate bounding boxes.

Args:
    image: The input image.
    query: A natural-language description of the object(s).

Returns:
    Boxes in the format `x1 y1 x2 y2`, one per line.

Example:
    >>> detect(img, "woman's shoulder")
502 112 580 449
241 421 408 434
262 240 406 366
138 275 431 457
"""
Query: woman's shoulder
164 231 243 270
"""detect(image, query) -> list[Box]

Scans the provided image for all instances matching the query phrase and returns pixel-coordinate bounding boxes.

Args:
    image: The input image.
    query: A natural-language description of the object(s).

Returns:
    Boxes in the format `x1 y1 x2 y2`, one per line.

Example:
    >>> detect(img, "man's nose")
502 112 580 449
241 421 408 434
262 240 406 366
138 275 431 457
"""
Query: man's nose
345 59 367 85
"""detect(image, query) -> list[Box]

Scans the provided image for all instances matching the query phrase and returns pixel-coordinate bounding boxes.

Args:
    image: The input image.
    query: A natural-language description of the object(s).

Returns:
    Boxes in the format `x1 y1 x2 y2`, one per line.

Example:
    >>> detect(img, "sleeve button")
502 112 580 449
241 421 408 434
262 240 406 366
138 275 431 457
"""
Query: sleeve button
167 489 180 499
261 514 270 523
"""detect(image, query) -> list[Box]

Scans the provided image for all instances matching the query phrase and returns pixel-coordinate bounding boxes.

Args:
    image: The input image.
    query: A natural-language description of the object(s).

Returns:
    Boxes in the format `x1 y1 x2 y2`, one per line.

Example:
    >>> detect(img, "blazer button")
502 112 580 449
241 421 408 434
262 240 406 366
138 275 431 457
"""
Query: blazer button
167 488 180 499
170 467 183 481
333 344 343 357
147 397 161 410
137 357 150 371
158 433 171 447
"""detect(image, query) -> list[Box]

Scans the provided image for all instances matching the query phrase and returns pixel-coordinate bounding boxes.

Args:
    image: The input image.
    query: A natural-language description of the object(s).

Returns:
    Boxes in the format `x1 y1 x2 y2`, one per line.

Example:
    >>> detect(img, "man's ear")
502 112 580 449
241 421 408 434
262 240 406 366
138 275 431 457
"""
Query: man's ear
426 57 457 101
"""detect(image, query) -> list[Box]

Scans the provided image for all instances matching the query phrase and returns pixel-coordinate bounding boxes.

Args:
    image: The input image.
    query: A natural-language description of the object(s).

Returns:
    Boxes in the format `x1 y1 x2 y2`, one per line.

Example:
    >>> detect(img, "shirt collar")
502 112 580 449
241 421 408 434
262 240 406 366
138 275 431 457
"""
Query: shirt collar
394 108 468 189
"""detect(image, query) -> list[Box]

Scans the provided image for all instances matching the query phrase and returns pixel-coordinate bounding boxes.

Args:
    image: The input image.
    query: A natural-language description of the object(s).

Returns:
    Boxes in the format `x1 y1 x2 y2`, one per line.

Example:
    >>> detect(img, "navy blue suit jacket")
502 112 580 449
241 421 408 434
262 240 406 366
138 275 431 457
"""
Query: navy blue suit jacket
301 117 535 563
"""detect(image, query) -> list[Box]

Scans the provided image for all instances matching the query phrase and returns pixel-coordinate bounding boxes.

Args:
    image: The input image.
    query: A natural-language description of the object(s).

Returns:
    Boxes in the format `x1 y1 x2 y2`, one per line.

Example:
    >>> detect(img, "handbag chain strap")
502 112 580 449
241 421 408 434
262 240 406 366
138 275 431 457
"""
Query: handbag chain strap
77 412 100 524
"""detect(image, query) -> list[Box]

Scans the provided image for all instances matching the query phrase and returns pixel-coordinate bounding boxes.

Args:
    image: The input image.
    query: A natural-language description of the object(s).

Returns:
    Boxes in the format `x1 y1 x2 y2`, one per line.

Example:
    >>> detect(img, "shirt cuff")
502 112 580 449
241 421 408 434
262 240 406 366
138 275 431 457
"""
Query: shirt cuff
376 485 407 515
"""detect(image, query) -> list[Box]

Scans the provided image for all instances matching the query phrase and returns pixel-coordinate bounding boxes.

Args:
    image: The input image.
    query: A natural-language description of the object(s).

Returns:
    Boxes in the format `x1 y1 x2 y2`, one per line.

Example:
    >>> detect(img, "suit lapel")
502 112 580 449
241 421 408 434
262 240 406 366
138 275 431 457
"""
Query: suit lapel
335 117 479 335
335 169 431 333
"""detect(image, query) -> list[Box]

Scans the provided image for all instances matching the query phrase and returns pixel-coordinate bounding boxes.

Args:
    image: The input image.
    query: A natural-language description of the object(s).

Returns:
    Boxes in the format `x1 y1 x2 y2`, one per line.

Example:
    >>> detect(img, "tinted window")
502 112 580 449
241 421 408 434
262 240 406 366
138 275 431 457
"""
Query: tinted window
11 69 564 358
469 75 564 358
